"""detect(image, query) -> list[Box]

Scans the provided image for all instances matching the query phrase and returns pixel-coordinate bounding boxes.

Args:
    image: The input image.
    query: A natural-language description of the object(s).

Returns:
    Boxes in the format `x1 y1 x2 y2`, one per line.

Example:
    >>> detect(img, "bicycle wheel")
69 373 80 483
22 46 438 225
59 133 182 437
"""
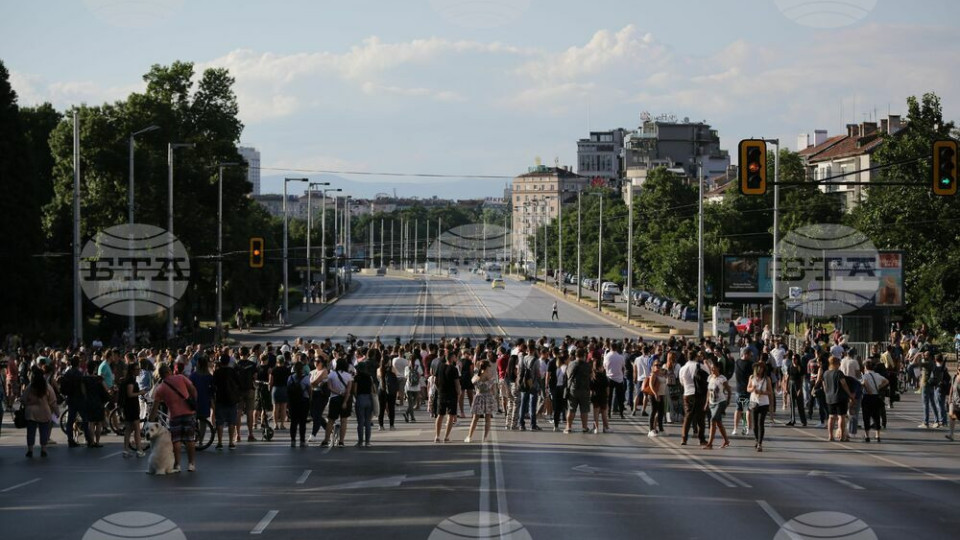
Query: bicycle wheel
107 406 124 435
195 417 215 451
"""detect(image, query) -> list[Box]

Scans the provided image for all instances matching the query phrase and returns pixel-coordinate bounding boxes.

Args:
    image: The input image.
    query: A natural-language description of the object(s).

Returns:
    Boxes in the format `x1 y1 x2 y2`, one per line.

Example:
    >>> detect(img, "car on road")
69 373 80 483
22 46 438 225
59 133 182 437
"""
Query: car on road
491 278 505 289
734 316 755 334
448 267 458 275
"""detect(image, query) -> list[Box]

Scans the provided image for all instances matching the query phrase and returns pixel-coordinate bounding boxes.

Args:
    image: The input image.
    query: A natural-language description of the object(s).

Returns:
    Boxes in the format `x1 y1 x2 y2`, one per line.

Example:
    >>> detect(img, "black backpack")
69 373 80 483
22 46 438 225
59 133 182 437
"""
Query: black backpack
237 360 256 392
287 375 307 407
519 359 536 392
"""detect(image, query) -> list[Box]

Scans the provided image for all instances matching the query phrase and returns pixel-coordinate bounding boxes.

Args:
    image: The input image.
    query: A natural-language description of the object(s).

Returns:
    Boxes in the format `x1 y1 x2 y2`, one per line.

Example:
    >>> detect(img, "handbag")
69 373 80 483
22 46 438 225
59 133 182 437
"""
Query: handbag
164 378 197 412
13 400 26 429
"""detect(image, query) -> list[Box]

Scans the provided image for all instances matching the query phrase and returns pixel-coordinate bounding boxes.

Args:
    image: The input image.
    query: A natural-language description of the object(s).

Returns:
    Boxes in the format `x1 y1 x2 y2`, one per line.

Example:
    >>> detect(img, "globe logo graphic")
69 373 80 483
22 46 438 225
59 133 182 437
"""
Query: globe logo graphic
80 223 191 317
430 512 532 540
774 0 878 29
430 0 531 29
775 512 877 540
83 512 187 540
776 224 880 318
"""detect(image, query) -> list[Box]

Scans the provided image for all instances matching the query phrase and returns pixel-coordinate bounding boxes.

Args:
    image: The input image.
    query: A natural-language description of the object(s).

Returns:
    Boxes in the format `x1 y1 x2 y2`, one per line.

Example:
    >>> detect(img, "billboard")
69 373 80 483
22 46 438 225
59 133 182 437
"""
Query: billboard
722 251 904 310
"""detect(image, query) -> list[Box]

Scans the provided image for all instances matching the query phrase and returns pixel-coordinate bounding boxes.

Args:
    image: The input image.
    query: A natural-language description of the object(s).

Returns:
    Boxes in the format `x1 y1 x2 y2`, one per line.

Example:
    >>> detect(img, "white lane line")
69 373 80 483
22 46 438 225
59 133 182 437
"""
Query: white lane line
100 451 123 460
635 471 658 486
1 478 41 493
296 469 312 485
491 429 510 538
757 500 803 540
807 470 864 490
250 510 279 535
479 433 491 539
787 425 960 485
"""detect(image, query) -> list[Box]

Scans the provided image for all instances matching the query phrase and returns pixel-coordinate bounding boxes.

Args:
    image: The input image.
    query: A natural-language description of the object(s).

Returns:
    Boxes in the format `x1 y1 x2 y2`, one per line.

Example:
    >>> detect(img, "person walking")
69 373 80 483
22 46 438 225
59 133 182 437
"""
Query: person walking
918 350 940 428
24 368 58 458
564 349 592 434
747 362 773 452
549 353 568 431
786 353 807 427
464 360 496 443
517 346 542 431
679 352 708 446
551 301 559 321
353 358 375 447
322 358 354 447
590 358 610 434
945 363 960 441
703 360 731 449
433 354 461 443
861 360 888 443
824 356 853 442
645 360 666 437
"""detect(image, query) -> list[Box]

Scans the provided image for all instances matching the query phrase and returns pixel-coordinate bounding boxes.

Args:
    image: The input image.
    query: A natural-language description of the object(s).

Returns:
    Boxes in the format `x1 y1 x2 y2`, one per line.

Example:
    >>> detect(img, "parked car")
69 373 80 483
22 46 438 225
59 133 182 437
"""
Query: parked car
448 267 458 275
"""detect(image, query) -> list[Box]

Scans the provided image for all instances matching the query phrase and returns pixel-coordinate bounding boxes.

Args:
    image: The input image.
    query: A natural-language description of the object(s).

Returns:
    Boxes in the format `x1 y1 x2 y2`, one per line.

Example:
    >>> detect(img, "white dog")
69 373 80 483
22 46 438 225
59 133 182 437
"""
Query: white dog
145 423 176 475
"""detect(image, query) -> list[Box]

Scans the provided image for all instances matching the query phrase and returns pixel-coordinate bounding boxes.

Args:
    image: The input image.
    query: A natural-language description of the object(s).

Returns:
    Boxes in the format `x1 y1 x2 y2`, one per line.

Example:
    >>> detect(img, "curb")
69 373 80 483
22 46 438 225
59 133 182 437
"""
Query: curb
244 282 362 336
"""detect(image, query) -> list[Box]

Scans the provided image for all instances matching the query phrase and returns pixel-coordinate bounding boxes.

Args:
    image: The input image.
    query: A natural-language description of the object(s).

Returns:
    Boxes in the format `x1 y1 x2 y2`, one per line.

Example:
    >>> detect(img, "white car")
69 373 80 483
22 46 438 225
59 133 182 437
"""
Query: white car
491 278 505 289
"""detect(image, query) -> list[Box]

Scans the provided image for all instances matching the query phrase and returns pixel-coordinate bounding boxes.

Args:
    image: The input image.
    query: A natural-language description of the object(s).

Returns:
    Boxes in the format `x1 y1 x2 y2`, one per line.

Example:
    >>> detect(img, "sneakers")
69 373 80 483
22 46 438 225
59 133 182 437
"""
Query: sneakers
187 463 196 472
307 435 315 444
171 466 181 474
228 444 236 450
647 430 658 438
593 427 599 434
563 428 571 434
934 422 943 428
603 427 611 434
464 437 472 443
216 443 223 451
136 450 145 458
816 422 825 428
918 423 930 429
123 451 132 459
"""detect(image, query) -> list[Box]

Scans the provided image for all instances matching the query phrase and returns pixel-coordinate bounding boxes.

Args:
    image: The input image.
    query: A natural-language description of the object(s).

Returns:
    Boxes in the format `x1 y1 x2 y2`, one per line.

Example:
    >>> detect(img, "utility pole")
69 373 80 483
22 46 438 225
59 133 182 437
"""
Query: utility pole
597 193 603 311
577 191 582 301
771 139 781 336
627 181 633 324
380 218 385 268
697 163 704 340
72 111 82 347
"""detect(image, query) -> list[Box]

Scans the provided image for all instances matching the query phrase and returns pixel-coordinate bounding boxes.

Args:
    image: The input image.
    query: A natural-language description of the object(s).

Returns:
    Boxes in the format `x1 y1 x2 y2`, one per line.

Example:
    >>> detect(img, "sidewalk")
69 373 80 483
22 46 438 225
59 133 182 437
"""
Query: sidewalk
533 282 708 341
242 281 359 336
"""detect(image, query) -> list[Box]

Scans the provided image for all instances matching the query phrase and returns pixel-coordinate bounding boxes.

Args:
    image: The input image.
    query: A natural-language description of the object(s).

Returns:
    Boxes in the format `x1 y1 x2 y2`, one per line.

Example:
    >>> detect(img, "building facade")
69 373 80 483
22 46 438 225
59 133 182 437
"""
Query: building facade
577 129 628 183
624 117 729 186
510 165 589 265
238 146 261 195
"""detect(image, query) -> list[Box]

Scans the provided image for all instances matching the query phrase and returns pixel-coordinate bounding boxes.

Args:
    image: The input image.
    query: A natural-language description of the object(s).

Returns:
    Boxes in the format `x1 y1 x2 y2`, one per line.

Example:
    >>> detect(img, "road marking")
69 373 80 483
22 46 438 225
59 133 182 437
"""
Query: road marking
479 440 491 539
756 500 805 540
490 429 510 539
1 478 40 493
636 471 658 486
318 470 475 491
296 469 311 484
787 424 960 485
572 464 602 474
250 510 278 535
807 470 864 490
100 451 123 460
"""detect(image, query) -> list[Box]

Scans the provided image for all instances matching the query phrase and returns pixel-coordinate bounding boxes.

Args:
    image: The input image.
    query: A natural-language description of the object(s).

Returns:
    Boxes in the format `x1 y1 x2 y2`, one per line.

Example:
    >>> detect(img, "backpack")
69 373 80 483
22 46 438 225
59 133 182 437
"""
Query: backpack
237 361 256 392
519 358 535 392
693 365 709 397
287 376 306 407
407 364 421 387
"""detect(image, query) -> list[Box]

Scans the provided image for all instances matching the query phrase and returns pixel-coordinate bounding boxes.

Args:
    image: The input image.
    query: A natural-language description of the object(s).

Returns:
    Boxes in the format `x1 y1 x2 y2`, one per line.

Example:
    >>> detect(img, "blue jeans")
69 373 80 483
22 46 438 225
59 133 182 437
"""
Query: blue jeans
934 387 949 424
922 386 940 424
519 391 539 428
355 394 373 444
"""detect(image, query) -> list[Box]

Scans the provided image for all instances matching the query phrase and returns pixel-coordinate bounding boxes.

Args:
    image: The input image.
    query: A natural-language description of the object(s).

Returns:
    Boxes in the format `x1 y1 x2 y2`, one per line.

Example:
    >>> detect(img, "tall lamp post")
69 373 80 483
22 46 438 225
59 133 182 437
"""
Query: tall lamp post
215 162 240 344
577 191 582 301
283 177 308 325
307 181 330 305
321 188 341 301
167 142 194 339
626 181 634 324
127 124 160 346
589 191 604 311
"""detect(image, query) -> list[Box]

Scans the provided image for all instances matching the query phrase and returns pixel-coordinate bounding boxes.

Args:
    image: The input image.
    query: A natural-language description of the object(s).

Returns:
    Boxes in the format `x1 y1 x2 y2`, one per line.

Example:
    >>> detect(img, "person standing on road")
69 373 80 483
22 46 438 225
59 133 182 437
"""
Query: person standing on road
403 351 422 423
464 360 496 443
645 360 666 437
517 345 542 431
60 355 89 448
150 364 198 472
551 301 559 321
433 353 461 443
786 352 807 427
747 361 773 452
235 348 258 443
679 351 708 446
933 354 950 429
824 356 853 442
703 359 731 449
918 350 941 428
590 357 610 434
270 353 291 431
861 361 888 443
323 358 354 447
24 368 58 458
213 355 241 450
308 356 330 443
120 363 145 458
945 363 960 441
564 349 591 434
377 355 399 431
604 343 626 419
549 352 568 431
287 359 311 447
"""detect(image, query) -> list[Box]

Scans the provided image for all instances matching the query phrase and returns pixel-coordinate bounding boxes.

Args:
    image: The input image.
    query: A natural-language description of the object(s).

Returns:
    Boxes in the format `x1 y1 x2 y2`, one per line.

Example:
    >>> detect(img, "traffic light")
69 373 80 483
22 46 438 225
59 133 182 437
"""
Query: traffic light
933 139 958 196
738 139 767 195
250 237 264 268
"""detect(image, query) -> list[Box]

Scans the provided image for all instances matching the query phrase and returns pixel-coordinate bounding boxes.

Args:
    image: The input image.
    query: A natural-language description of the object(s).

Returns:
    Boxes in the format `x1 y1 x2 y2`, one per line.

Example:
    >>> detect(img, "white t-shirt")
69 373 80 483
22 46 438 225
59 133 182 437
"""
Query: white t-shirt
603 351 625 383
328 369 354 396
635 355 651 381
840 356 861 379
392 356 408 378
749 376 770 406
708 374 728 405
679 361 708 396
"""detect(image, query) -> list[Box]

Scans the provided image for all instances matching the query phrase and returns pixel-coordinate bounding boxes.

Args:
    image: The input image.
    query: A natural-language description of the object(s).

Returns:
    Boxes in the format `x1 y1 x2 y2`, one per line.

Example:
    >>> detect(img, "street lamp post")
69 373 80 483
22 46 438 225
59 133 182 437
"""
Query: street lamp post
307 182 330 306
321 188 341 302
577 191 582 301
167 142 194 339
627 181 633 324
127 124 159 346
283 178 308 325
597 193 603 311
215 162 240 344
697 162 705 340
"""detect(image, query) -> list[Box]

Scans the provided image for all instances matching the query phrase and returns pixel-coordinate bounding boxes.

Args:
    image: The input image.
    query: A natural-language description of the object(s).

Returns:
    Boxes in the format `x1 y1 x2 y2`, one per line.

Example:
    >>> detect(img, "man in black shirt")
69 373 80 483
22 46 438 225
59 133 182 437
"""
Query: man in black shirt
786 353 807 426
732 348 755 436
236 347 258 442
433 354 461 443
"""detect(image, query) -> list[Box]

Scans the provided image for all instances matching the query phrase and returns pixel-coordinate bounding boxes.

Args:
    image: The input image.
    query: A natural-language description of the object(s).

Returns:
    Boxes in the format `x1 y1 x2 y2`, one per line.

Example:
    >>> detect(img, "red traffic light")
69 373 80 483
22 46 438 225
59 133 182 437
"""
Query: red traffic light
250 237 265 268
739 140 767 196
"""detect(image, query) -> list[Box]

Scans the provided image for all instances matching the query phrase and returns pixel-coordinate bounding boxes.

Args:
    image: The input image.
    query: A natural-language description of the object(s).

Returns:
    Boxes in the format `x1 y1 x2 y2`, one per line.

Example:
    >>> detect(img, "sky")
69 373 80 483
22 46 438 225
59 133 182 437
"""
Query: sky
3 0 959 199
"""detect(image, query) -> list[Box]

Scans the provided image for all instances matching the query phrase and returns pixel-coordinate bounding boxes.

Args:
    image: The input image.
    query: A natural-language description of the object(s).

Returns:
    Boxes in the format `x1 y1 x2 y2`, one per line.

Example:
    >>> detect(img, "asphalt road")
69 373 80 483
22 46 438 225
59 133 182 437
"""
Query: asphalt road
2 275 958 539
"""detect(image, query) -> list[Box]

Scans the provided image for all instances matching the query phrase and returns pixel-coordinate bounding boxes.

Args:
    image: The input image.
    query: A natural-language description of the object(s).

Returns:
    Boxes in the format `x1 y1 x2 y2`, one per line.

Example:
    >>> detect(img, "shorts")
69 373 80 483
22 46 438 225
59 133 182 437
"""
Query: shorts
328 395 346 420
709 401 728 422
168 414 196 444
437 396 458 416
567 393 591 414
735 392 750 412
238 390 256 416
271 386 289 404
827 402 849 416
215 404 238 427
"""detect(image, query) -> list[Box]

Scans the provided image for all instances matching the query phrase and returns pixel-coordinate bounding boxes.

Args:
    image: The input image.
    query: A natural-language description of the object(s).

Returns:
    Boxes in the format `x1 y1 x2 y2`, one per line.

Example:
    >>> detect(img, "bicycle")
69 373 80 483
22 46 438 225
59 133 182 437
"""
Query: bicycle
129 396 214 452
737 397 750 435
255 381 275 441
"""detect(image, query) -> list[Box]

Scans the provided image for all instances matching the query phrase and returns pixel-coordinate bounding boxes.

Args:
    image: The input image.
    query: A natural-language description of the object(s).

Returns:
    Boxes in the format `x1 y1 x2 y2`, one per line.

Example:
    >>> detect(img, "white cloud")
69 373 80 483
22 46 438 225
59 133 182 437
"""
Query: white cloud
516 25 666 81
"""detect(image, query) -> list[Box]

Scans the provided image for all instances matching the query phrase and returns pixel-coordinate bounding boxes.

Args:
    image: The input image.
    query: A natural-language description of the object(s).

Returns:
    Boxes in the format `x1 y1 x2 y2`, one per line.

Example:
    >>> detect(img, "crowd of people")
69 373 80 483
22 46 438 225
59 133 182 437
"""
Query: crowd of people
2 324 959 471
